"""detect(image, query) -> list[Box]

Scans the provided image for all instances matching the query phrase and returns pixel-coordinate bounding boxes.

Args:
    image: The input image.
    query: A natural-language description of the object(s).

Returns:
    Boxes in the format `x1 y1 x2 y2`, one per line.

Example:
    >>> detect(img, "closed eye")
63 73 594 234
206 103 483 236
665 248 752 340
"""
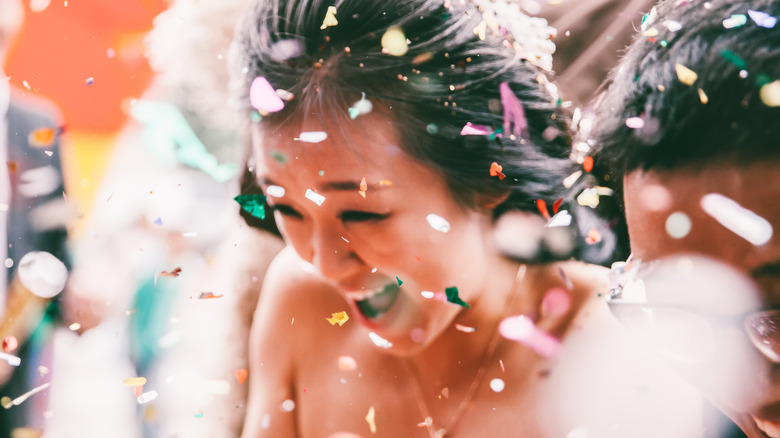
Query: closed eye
339 210 390 223
270 204 303 219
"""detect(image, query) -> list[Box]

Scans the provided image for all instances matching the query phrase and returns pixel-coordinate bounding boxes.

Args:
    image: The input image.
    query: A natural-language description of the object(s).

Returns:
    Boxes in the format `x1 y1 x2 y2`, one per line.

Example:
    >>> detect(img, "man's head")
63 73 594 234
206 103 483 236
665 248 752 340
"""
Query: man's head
0 0 24 66
594 0 780 435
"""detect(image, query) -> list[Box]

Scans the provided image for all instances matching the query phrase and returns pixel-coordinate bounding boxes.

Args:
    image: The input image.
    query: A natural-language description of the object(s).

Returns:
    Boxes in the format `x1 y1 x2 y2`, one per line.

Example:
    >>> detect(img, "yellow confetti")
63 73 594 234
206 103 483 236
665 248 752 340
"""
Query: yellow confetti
473 20 487 40
338 356 358 371
326 311 349 326
642 27 659 37
760 80 780 107
359 177 367 198
320 6 337 30
697 88 708 104
381 26 408 56
377 179 392 187
124 377 148 387
365 406 376 434
412 52 433 65
675 64 697 86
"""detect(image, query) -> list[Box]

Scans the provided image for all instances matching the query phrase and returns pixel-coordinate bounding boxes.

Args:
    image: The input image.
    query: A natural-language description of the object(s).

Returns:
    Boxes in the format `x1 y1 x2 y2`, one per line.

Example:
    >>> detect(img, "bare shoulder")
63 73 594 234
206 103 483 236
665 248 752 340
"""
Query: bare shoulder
524 261 609 302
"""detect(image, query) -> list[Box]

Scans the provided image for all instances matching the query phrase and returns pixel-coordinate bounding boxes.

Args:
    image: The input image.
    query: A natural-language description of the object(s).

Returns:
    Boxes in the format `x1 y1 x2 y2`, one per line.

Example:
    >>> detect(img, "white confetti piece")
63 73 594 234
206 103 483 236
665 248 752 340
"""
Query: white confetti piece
665 212 692 239
295 131 328 143
11 382 51 406
368 331 393 349
546 210 572 227
137 390 159 404
722 14 747 29
748 10 777 28
426 214 450 233
700 193 773 246
625 117 645 129
490 378 505 392
281 399 296 412
266 185 285 198
0 352 21 366
663 20 682 32
305 189 326 206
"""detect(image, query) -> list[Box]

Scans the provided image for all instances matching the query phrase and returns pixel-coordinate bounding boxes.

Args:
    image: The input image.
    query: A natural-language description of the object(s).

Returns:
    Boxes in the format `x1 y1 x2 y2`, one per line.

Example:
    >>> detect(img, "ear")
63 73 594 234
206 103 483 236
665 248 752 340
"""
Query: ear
477 190 511 212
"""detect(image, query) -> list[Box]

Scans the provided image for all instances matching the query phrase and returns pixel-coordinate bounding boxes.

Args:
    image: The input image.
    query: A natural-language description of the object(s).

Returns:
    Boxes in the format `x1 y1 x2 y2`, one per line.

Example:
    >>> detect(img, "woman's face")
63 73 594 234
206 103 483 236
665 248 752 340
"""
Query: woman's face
252 111 499 355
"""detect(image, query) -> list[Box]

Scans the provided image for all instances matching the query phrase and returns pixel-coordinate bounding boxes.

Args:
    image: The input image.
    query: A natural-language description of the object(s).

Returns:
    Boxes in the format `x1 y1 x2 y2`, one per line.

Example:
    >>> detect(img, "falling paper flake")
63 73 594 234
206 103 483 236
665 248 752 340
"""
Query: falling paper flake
455 324 476 333
675 64 698 86
722 14 747 29
365 406 377 434
320 6 338 30
338 356 358 371
250 76 285 113
368 332 393 348
499 82 528 137
198 292 223 299
0 352 21 366
68 323 81 331
552 198 563 214
28 127 61 148
700 193 773 246
585 228 602 244
697 88 709 104
577 188 600 208
546 210 572 227
326 311 349 326
235 368 248 384
305 189 326 206
412 52 433 65
123 377 147 387
499 315 560 358
349 92 373 119
490 162 506 180
266 185 285 198
84 77 95 87
536 199 551 220
490 378 505 392
663 20 682 32
625 117 645 129
281 399 296 412
359 177 367 198
137 390 158 404
748 10 777 28
445 287 470 308
396 276 403 287
381 26 408 56
2 336 18 353
234 194 266 219
720 49 747 70
426 214 450 233
583 156 594 173
10 382 51 407
760 80 780 107
159 267 182 278
563 170 582 189
460 122 493 136
473 20 487 40
276 89 294 101
665 212 692 239
295 131 328 143
153 217 163 226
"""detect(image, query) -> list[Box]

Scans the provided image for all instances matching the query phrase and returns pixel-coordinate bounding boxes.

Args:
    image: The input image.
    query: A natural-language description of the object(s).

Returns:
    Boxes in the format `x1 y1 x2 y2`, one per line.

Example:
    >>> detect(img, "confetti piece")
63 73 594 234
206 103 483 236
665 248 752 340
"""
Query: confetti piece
281 399 296 412
546 210 572 227
489 162 506 180
381 26 408 56
557 267 574 291
153 217 163 226
583 156 594 173
552 198 563 214
320 6 338 30
305 189 326 206
412 52 433 65
27 127 61 148
123 377 147 387
499 82 528 137
490 378 505 392
0 352 20 366
748 10 777 28
359 177 367 198
266 185 285 198
198 292 223 299
349 93 373 119
697 88 709 104
235 368 248 384
663 20 682 32
576 188 600 208
338 356 358 371
473 20 487 40
194 412 204 419
183 231 198 238
675 64 698 86
499 315 560 357
10 382 51 407
84 77 95 86
700 193 773 246
722 14 747 29
295 131 328 143
368 332 393 348
396 276 403 286
720 49 747 70
460 122 492 136
250 77 285 113
625 117 645 129
426 123 439 134
642 27 659 37
455 324 476 333
234 194 267 219
585 228 602 244
326 311 350 326
276 89 294 101
159 267 182 277
760 80 780 107
68 323 81 331
665 212 692 239
2 336 18 353
426 214 451 233
445 287 470 308
137 390 158 404
536 199 551 221
562 170 582 189
365 406 377 434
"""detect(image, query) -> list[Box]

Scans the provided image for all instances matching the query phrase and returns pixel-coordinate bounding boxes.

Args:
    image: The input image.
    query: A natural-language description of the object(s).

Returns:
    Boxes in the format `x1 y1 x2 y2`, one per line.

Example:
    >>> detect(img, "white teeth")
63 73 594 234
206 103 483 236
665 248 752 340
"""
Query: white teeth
344 286 386 301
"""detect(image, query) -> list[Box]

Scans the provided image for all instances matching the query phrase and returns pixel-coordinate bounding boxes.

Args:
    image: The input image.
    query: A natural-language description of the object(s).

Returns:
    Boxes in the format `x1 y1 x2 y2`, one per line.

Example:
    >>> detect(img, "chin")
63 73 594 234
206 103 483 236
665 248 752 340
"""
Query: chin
753 402 780 438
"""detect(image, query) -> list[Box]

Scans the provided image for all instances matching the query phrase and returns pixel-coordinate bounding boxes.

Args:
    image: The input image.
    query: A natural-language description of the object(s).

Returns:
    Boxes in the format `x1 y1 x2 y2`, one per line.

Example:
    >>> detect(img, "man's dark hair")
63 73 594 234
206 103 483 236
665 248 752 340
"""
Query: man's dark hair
593 0 779 187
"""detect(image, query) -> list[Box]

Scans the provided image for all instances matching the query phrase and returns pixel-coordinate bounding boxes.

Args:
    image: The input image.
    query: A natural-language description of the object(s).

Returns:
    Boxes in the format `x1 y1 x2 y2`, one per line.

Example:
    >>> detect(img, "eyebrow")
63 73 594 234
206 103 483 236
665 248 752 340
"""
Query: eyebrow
260 177 388 193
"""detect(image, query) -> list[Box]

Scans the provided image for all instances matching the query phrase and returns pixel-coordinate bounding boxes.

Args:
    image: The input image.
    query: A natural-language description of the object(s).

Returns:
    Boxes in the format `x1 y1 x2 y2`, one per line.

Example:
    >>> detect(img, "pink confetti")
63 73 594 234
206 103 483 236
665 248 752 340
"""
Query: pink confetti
460 122 493 136
541 287 571 318
625 117 645 129
499 315 561 358
499 82 528 137
250 76 285 113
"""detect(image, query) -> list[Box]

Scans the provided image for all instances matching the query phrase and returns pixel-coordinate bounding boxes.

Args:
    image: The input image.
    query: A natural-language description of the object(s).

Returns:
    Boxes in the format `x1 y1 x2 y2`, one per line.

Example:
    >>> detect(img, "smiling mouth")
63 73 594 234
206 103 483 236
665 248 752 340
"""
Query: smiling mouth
353 283 401 320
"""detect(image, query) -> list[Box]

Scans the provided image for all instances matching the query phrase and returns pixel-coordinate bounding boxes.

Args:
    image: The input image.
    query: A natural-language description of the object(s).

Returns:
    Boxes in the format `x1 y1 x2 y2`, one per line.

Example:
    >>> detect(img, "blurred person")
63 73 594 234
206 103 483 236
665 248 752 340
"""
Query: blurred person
0 0 71 436
231 0 704 436
592 0 780 436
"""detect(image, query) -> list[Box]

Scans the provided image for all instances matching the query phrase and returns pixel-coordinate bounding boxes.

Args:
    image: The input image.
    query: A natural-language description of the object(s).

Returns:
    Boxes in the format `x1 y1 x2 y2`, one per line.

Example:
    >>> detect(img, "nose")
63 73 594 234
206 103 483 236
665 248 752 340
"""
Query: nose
308 226 363 282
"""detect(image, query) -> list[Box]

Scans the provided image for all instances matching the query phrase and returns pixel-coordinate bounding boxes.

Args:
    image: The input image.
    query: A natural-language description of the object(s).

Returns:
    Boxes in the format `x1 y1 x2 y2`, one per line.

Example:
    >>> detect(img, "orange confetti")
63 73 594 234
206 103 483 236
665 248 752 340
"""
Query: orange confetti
28 127 57 147
552 198 563 214
583 156 594 173
2 336 18 353
536 199 551 221
326 311 349 326
412 52 433 65
198 292 223 299
489 162 506 180
6 162 17 173
158 267 182 277
359 177 367 198
235 368 248 384
585 228 602 244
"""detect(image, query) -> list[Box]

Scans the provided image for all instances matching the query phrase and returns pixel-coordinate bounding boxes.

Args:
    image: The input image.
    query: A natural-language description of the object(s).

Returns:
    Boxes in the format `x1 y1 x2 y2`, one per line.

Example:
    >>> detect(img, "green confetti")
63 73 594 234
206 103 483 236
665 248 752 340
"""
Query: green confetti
269 150 287 163
250 111 262 123
234 194 267 219
721 49 747 70
396 276 403 287
194 412 204 419
319 170 325 176
426 123 439 134
348 107 361 119
445 287 470 308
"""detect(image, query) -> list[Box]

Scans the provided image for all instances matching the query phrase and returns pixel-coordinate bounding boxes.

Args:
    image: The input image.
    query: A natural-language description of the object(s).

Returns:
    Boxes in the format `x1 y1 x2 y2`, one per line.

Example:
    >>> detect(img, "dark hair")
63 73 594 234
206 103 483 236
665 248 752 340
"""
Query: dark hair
231 0 616 264
593 0 780 188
